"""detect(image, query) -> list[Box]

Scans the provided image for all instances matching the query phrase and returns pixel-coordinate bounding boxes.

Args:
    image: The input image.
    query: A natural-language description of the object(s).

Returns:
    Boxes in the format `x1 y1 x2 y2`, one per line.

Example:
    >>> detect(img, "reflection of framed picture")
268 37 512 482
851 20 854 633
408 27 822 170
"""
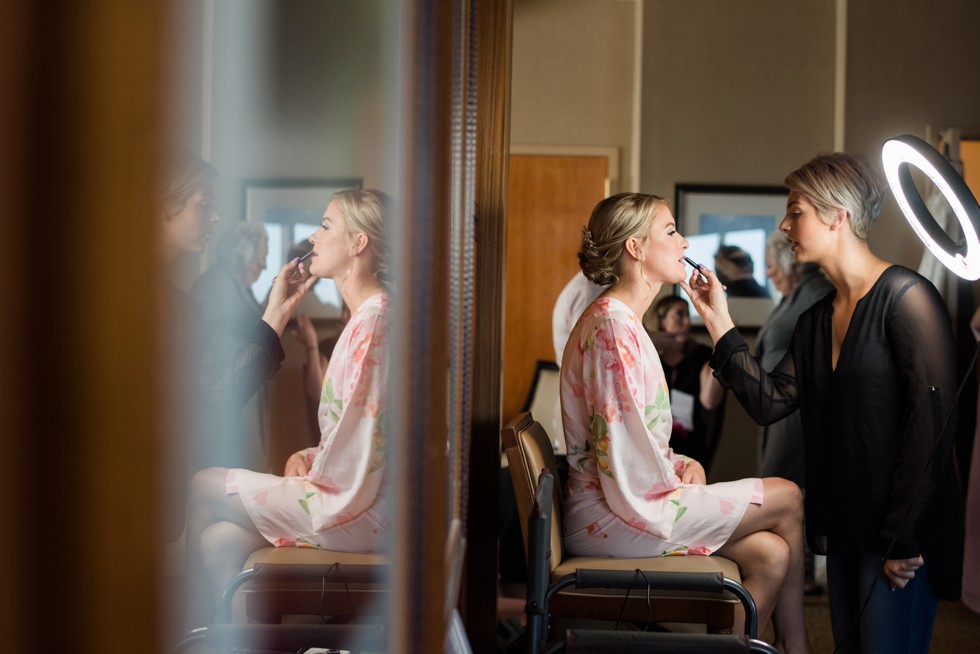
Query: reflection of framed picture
675 184 789 328
522 360 566 454
244 178 360 319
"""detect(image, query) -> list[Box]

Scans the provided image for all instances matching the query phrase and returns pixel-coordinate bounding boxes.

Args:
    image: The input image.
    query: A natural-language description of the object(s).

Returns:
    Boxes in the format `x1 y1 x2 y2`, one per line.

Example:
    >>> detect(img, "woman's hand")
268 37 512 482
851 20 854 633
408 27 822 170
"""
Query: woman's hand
649 330 684 357
287 313 319 350
679 266 735 343
262 260 318 336
680 459 706 485
283 451 310 477
883 555 924 590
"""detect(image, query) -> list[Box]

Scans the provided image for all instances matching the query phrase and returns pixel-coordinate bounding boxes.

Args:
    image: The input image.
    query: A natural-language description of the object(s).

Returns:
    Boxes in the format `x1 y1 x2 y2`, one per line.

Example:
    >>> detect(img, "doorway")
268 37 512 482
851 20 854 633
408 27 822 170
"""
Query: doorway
502 153 611 423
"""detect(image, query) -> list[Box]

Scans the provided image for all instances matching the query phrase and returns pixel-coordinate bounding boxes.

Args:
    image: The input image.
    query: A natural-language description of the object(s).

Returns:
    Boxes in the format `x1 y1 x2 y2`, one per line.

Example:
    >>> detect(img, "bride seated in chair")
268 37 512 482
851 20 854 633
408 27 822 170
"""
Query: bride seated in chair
185 189 393 625
560 193 811 653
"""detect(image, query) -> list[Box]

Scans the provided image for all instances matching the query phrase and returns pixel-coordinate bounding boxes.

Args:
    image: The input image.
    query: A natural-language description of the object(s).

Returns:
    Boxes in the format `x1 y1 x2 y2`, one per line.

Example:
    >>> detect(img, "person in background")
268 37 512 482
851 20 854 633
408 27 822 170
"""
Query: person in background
186 188 393 625
687 152 963 654
755 231 833 484
963 305 980 615
562 192 811 652
714 244 771 298
287 313 340 445
157 151 314 538
648 295 725 473
756 230 834 595
552 271 605 365
191 221 275 472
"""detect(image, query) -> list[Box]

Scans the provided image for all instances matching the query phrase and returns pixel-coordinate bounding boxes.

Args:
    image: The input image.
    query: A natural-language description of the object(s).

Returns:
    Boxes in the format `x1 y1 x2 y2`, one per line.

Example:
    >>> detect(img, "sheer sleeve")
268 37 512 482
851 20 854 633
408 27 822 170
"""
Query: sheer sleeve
197 320 284 412
709 328 800 426
582 314 687 540
191 272 285 414
880 278 958 558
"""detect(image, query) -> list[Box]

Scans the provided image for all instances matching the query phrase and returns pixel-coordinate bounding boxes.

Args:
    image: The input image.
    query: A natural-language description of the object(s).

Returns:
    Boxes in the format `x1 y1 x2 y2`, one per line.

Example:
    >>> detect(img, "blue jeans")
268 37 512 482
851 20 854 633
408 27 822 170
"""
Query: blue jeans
827 551 939 654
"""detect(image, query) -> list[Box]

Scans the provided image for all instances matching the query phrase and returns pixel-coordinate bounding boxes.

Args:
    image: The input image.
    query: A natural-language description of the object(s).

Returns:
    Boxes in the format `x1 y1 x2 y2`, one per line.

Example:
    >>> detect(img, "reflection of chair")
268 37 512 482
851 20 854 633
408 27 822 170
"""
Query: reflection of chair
175 519 468 653
225 547 389 623
502 412 753 643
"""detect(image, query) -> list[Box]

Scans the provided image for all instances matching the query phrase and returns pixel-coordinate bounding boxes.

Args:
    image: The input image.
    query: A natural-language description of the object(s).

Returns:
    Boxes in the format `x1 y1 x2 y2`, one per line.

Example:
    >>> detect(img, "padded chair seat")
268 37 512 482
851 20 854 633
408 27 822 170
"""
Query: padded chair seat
244 547 387 568
554 554 741 600
236 547 389 623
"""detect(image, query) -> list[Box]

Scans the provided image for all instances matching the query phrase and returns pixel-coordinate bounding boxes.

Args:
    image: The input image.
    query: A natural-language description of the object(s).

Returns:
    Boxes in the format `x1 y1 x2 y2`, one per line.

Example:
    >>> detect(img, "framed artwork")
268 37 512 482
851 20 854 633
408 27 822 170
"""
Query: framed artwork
674 184 789 328
244 178 360 320
522 360 566 454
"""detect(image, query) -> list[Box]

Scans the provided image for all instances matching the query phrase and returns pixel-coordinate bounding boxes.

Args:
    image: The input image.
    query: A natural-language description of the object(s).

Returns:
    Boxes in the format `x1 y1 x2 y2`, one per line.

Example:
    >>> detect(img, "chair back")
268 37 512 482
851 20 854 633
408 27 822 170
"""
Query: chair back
501 412 564 574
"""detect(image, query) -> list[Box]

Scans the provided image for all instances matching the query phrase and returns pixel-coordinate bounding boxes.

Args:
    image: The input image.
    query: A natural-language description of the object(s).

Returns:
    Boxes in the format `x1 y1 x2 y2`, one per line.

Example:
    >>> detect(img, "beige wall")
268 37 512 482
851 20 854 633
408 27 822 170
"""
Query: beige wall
640 1 837 201
511 0 638 191
206 0 389 225
846 0 980 265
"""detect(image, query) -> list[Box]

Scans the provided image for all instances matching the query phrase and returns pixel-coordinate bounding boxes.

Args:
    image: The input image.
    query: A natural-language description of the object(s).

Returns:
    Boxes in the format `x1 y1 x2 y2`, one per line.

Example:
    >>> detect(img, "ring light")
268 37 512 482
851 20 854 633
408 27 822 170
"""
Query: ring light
881 134 980 280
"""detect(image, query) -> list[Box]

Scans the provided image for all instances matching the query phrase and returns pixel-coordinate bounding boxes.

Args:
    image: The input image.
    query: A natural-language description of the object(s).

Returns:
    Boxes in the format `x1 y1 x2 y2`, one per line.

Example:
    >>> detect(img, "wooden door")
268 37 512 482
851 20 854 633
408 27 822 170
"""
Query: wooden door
503 155 608 423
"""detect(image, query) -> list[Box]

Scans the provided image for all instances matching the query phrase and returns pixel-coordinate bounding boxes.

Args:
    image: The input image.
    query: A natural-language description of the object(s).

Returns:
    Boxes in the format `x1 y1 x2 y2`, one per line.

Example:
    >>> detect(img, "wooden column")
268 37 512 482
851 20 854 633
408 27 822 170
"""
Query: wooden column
0 0 167 651
465 0 513 651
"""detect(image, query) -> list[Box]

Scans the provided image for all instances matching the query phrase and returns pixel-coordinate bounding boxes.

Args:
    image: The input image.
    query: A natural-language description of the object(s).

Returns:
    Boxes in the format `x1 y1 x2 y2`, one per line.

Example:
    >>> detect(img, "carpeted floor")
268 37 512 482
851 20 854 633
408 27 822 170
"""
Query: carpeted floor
795 592 980 653
498 591 980 653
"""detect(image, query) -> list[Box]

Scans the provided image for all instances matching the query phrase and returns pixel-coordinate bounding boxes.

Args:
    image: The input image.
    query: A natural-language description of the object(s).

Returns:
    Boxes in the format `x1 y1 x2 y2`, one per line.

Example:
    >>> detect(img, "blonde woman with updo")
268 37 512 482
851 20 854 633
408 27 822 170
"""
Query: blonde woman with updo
560 193 810 651
185 189 393 623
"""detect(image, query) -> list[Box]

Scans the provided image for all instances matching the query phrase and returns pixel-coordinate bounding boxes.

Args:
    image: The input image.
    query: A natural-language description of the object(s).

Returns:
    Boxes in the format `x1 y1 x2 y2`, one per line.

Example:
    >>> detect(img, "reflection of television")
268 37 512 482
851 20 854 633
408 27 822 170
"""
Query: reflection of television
684 233 721 278
722 228 768 289
682 232 775 324
251 222 344 316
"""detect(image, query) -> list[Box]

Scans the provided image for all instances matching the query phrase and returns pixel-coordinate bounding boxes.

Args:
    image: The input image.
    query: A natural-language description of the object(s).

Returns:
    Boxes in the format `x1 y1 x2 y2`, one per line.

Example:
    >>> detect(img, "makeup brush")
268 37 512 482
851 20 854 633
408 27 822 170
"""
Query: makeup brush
272 250 314 283
683 256 727 290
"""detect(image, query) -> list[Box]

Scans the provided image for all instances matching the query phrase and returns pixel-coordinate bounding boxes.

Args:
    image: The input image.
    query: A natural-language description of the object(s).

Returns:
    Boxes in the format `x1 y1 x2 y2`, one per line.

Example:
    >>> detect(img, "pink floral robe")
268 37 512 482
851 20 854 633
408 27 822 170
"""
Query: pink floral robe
560 296 763 557
227 293 390 551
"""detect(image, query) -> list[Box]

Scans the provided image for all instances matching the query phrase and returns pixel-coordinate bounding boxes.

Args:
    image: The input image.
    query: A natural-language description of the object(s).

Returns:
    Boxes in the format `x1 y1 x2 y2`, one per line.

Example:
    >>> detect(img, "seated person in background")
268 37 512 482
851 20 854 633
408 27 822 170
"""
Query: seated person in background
290 314 340 446
185 189 393 624
714 244 771 298
648 295 725 473
561 192 810 651
191 221 276 472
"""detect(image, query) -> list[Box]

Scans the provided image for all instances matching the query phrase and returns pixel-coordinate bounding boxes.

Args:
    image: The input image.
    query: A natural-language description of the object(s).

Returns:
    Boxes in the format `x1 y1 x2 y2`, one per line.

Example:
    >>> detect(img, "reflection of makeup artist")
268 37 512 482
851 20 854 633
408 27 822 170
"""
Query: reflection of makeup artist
713 244 771 298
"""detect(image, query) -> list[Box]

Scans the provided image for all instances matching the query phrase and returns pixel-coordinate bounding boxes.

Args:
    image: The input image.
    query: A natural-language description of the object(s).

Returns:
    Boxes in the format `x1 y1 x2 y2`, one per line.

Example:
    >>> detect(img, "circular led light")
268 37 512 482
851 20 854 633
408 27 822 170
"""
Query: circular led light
881 134 980 280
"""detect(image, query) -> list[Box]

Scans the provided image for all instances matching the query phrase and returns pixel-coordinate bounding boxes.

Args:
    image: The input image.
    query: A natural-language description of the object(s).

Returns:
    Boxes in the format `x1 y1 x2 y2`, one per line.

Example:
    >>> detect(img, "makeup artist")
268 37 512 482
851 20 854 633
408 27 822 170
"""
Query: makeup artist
683 152 964 654
158 150 315 537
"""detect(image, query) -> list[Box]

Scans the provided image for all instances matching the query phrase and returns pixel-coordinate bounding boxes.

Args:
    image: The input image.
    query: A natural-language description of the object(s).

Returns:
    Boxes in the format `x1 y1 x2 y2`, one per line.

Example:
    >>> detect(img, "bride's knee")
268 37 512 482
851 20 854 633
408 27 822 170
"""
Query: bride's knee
728 531 790 579
765 477 804 522
756 531 790 573
189 467 229 504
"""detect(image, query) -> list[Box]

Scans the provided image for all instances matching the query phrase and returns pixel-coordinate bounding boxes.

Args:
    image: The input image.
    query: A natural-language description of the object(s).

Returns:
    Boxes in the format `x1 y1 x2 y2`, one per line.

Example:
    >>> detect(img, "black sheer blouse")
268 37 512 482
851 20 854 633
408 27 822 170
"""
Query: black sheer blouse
710 265 963 599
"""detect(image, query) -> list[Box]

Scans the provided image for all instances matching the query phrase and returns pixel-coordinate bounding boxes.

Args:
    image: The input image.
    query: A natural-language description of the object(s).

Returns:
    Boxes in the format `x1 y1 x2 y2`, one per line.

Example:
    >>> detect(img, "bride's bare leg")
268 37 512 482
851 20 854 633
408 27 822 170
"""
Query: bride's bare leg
716 477 810 654
185 468 268 625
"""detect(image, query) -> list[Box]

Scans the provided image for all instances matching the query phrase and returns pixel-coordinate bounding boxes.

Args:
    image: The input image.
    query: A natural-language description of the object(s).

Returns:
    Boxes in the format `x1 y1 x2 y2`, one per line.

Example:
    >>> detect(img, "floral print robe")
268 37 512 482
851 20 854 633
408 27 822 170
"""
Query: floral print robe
227 293 390 551
560 296 762 557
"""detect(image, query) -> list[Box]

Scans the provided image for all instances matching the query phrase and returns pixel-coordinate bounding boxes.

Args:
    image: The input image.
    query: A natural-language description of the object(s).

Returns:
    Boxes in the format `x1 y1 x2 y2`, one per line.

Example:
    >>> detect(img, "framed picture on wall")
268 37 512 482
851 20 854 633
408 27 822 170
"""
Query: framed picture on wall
244 178 361 319
675 184 789 328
